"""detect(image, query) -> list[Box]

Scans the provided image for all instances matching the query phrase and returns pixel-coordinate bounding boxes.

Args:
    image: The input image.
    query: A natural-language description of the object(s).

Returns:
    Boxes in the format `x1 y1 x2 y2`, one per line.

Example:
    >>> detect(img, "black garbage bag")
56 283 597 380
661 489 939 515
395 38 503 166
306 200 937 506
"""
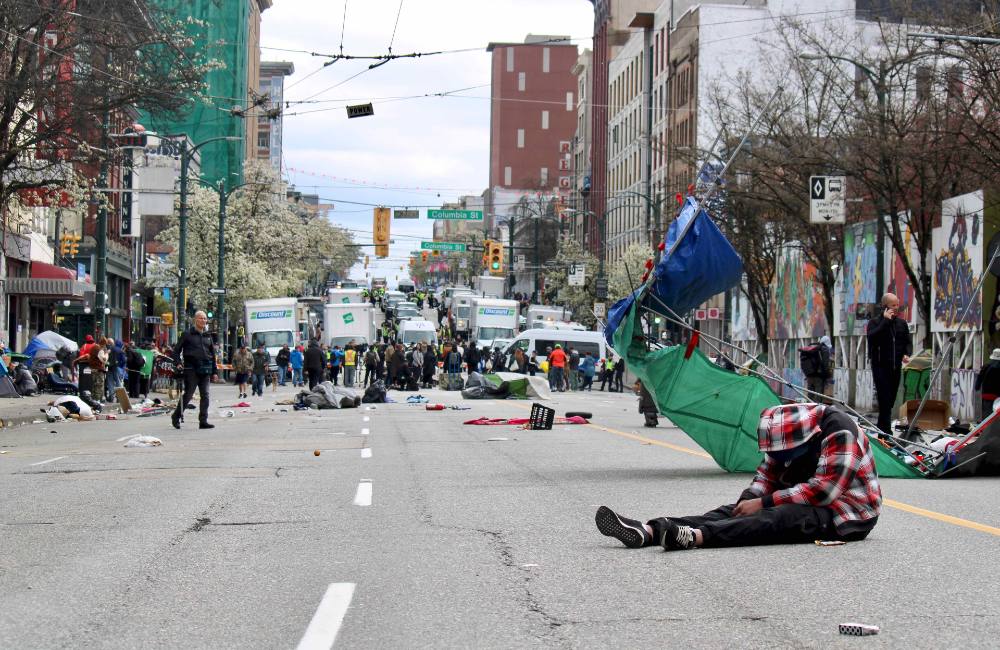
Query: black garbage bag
362 380 388 403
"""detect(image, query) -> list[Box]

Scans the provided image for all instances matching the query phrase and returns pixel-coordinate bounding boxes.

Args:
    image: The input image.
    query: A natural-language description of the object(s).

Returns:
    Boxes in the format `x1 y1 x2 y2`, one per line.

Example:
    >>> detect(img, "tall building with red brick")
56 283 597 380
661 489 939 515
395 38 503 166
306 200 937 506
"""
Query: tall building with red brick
486 35 579 225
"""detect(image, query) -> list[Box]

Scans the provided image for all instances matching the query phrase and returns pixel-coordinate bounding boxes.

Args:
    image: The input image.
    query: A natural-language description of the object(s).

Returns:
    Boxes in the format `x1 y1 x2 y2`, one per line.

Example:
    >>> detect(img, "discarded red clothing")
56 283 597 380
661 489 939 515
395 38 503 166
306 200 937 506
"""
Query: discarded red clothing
463 416 589 426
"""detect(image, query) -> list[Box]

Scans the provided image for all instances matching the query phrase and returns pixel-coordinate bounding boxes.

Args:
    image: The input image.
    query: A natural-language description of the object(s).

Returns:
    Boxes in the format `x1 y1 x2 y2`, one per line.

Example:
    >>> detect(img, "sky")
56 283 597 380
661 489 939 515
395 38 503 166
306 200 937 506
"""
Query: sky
261 0 595 286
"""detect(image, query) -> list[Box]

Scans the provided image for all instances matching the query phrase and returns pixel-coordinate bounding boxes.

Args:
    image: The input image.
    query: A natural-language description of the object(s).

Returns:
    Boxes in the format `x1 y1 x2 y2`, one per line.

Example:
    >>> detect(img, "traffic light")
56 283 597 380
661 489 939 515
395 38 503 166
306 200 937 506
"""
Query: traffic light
60 234 71 255
481 239 490 266
206 310 214 319
489 241 504 274
432 250 440 257
373 207 390 246
421 251 429 262
69 234 81 256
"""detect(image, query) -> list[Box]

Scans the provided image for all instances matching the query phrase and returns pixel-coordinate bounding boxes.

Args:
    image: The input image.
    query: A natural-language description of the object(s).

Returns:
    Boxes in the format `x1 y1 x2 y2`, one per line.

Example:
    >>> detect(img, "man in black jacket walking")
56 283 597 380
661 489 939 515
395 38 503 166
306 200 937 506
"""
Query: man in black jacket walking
304 339 325 390
866 293 912 433
172 311 218 430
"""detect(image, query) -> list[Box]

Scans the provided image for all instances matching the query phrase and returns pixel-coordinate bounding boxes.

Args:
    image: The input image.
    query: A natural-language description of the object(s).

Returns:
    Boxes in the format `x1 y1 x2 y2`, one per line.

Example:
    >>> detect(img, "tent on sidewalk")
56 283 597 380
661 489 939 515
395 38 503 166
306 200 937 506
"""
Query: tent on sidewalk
22 330 78 364
462 372 552 400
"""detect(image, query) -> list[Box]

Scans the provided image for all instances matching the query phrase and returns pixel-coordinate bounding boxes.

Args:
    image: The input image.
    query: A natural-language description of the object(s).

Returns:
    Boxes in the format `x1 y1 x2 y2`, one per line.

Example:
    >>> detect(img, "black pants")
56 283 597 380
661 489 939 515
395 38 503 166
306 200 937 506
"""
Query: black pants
872 366 901 433
331 366 340 385
174 369 211 425
648 503 872 548
363 366 375 387
127 370 141 398
307 368 321 390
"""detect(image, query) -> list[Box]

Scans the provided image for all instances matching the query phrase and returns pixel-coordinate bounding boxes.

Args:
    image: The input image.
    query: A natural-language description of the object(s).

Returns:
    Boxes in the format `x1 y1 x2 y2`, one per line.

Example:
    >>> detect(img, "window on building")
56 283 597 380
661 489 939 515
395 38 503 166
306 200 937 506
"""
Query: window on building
541 110 549 130
517 128 525 148
257 131 269 148
506 48 514 72
504 166 512 186
518 72 526 92
543 47 550 73
566 92 573 111
540 167 548 185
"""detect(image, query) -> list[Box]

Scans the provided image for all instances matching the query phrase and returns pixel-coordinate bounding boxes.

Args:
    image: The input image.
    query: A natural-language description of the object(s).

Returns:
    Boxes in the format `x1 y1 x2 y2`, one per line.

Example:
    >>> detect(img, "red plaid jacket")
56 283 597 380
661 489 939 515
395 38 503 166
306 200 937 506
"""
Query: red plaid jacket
745 404 882 534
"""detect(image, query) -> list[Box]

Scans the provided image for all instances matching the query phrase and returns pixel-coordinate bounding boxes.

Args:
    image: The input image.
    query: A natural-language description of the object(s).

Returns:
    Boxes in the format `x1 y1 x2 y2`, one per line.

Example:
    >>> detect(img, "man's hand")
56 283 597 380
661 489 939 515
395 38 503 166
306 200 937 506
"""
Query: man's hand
733 498 763 517
883 307 897 320
902 355 910 365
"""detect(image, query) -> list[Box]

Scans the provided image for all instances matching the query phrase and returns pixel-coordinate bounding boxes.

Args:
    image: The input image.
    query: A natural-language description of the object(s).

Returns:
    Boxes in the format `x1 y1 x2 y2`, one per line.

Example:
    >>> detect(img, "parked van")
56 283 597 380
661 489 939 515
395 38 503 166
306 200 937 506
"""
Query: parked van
398 319 438 348
502 329 607 364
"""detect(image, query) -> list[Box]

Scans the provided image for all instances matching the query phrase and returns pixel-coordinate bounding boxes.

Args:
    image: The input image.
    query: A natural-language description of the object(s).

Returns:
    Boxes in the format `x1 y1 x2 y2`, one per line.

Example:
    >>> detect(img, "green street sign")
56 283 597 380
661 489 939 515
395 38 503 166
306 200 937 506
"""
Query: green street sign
427 209 483 221
421 241 467 252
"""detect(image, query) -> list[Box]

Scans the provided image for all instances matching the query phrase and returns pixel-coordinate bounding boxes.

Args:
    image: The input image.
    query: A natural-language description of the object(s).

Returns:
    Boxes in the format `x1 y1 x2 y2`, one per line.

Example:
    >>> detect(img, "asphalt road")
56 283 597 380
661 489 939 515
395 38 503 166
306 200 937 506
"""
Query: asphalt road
2 374 1000 649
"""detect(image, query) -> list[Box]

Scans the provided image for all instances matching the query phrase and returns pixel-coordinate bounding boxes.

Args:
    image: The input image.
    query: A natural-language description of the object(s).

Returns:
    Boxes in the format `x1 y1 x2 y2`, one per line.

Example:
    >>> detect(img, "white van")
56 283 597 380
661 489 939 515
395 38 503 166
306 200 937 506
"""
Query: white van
502 329 608 364
398 319 438 348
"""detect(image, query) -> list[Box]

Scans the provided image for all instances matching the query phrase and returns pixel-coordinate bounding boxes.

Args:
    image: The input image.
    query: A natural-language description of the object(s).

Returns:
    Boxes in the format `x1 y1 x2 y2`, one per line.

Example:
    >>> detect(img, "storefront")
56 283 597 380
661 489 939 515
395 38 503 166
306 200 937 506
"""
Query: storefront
5 261 95 350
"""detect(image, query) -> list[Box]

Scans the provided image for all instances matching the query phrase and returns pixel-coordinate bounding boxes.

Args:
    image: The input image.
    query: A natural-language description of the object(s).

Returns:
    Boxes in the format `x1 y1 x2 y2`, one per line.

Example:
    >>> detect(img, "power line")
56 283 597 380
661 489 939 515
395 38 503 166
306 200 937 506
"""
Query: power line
387 0 406 54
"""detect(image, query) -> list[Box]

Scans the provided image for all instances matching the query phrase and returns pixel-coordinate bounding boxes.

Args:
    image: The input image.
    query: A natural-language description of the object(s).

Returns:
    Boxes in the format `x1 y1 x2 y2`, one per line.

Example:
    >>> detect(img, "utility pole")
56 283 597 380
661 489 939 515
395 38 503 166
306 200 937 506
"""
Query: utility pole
644 25 655 254
217 179 227 357
176 138 189 335
95 109 110 335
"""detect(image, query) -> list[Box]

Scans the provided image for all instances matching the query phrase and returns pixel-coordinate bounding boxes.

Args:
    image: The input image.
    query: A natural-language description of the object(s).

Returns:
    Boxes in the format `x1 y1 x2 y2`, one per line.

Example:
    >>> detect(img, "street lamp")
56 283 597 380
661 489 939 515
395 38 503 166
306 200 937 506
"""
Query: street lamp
169 134 241 334
799 52 888 297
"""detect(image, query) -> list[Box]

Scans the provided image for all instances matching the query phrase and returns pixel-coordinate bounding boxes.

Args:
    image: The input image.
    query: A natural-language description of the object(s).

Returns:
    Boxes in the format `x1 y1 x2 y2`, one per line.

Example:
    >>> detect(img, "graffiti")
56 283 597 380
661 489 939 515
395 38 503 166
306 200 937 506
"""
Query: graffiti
833 367 850 405
840 221 878 335
731 280 756 341
950 369 978 422
781 368 806 400
886 215 918 323
769 246 827 340
932 191 984 332
854 369 875 413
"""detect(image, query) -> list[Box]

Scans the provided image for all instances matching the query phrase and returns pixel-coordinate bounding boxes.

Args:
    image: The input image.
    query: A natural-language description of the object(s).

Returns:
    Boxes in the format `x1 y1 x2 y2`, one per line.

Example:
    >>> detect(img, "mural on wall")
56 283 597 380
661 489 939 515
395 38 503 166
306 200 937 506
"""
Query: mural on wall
781 368 806 400
885 214 919 324
833 367 850 406
840 220 878 336
932 190 984 332
950 369 978 422
769 245 828 340
855 369 875 413
731 278 757 341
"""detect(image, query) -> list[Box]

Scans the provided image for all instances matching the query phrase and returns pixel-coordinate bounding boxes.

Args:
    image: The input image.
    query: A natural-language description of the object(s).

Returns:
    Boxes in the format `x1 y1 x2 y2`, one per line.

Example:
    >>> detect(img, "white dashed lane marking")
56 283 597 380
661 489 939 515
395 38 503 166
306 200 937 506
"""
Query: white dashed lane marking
353 480 372 506
30 456 65 467
296 582 355 650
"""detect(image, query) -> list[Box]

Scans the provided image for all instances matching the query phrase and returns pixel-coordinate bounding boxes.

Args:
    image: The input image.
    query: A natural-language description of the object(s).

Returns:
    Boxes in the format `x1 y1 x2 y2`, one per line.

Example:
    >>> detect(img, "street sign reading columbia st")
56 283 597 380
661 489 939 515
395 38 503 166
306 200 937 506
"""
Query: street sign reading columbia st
420 241 467 252
427 209 483 220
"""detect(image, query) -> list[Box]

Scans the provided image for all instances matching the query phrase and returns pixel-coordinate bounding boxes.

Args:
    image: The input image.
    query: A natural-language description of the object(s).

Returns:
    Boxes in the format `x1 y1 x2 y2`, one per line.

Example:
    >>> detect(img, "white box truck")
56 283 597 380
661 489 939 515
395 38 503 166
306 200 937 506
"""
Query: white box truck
469 298 518 350
526 305 571 329
245 298 298 370
327 288 367 305
473 275 505 298
324 303 376 349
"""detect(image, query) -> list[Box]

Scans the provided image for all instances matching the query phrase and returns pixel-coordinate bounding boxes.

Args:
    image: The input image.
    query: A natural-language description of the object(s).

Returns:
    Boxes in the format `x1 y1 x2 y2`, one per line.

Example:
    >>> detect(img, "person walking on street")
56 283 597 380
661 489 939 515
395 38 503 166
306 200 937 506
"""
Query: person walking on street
422 344 437 388
105 338 123 402
637 379 658 427
290 345 304 387
275 344 291 386
548 344 567 392
251 343 271 397
329 345 344 386
171 311 218 430
866 293 912 433
580 351 596 391
305 340 324 390
568 347 580 391
599 357 615 391
124 342 146 399
344 343 357 387
363 346 379 387
232 344 253 399
614 357 626 393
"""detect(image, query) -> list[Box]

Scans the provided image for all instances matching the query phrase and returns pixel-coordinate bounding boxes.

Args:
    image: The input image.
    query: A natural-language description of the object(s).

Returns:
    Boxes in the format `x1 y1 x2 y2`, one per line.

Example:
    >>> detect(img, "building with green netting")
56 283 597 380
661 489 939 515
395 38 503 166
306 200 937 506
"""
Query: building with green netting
140 0 271 186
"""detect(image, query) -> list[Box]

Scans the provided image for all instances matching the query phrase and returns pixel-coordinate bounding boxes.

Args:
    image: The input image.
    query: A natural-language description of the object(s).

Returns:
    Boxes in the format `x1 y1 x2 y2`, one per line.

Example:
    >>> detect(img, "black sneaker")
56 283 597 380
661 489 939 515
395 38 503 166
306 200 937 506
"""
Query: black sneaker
595 506 651 548
659 520 697 551
199 422 215 430
171 412 181 429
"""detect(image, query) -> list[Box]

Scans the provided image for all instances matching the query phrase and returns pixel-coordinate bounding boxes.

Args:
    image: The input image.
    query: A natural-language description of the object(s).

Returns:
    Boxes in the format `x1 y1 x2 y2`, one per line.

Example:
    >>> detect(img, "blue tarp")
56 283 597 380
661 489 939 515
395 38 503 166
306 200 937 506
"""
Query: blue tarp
604 198 743 348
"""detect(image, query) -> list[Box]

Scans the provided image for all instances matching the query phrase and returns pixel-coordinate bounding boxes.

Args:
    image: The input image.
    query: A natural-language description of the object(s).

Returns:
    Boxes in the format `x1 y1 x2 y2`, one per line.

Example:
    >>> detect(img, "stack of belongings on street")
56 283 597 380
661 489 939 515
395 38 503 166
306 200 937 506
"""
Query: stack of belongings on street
461 371 552 400
297 381 361 409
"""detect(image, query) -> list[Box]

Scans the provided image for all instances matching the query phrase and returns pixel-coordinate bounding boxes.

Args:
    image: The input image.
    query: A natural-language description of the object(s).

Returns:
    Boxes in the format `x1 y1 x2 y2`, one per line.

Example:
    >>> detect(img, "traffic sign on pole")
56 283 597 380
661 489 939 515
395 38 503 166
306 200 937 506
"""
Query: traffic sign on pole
208 288 227 295
809 176 846 224
427 209 484 221
420 241 467 252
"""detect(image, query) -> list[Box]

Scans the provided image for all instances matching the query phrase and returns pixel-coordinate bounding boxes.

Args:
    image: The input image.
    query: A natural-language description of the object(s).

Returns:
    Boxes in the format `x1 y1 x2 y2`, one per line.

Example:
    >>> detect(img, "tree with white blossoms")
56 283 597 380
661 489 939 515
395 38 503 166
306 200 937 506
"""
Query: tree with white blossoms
541 237 600 327
608 243 654 304
152 161 359 320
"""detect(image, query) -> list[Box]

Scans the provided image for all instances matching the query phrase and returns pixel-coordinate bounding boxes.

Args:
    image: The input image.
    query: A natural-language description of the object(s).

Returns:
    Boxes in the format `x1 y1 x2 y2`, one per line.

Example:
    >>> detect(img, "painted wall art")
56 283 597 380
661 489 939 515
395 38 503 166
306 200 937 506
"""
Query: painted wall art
932 190 984 332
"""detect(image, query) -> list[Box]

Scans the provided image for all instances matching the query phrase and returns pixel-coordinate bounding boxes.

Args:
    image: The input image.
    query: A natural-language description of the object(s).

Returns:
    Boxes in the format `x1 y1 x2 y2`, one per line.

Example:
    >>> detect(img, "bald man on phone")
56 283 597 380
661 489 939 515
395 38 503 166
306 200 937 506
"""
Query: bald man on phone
866 293 912 433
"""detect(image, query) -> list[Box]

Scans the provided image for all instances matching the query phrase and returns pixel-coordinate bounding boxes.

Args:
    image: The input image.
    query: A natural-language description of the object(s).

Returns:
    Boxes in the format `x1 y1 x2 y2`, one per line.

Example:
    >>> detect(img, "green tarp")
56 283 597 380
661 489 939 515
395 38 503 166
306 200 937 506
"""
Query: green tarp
612 298 923 478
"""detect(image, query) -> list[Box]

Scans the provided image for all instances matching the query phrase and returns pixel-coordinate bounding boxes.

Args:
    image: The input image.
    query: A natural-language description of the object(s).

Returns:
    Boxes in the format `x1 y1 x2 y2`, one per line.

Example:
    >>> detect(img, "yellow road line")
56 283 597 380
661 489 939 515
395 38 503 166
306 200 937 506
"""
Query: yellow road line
583 420 1000 537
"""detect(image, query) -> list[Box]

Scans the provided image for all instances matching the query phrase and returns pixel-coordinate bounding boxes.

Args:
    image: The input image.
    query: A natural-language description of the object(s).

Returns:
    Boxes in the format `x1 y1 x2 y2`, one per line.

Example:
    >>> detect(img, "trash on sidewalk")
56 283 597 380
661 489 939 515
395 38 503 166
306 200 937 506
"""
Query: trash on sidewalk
463 415 589 427
406 395 429 404
486 437 510 442
425 404 445 411
839 623 879 636
219 410 235 418
124 436 162 448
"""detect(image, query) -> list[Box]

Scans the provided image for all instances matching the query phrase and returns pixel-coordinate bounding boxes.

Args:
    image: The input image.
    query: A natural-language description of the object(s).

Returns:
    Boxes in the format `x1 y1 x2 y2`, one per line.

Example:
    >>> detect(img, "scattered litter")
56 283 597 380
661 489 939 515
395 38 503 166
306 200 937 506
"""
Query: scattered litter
565 411 592 419
228 401 253 408
839 623 879 636
32 419 43 424
521 563 539 568
449 405 471 411
406 395 429 404
487 437 509 442
464 416 589 427
314 450 321 456
425 404 445 411
0 450 8 454
815 540 846 547
529 403 556 430
97 414 118 420
219 410 235 418
124 436 162 448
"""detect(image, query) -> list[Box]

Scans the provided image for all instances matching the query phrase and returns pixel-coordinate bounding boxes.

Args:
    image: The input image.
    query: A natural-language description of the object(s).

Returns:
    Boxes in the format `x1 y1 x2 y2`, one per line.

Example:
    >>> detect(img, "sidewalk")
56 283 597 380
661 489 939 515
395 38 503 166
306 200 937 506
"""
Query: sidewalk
0 394 70 429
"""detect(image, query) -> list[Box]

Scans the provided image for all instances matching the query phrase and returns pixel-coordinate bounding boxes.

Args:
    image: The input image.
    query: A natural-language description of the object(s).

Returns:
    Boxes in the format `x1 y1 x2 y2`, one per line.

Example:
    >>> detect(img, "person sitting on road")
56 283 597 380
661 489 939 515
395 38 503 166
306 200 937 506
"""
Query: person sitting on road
596 403 882 551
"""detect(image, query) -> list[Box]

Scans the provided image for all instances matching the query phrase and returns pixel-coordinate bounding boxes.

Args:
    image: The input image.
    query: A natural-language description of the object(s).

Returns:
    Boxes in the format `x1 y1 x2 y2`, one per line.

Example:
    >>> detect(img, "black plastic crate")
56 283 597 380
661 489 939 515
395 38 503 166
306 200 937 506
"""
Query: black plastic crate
529 403 555 430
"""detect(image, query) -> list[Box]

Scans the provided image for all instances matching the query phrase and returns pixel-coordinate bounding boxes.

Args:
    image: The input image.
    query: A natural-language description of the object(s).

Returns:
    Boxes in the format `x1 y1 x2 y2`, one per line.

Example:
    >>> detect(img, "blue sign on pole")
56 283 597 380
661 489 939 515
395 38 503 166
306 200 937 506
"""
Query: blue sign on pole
77 262 86 281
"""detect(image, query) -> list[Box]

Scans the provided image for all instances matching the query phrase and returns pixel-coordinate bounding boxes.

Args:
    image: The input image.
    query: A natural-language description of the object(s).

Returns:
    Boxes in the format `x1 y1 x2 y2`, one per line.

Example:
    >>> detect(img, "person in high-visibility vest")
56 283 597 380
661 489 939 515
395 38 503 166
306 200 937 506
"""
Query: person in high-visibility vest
344 343 358 387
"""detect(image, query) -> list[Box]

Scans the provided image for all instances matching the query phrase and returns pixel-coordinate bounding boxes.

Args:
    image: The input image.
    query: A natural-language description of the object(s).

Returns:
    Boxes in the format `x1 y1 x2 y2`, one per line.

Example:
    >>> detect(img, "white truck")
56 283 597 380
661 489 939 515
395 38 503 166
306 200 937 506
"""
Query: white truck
324 303 376 349
473 275 505 298
469 298 519 350
526 304 571 330
244 298 298 370
451 294 475 339
327 288 367 305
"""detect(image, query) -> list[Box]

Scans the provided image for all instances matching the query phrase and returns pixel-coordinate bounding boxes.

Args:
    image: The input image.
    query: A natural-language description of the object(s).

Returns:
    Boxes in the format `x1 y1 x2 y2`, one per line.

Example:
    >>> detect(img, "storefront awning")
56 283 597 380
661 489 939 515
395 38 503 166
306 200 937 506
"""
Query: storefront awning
6 262 95 299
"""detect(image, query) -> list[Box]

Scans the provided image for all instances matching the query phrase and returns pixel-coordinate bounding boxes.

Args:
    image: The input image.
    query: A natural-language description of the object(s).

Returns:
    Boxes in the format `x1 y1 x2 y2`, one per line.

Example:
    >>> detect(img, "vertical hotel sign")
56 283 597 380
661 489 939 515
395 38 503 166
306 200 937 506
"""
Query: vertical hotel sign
373 207 391 257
